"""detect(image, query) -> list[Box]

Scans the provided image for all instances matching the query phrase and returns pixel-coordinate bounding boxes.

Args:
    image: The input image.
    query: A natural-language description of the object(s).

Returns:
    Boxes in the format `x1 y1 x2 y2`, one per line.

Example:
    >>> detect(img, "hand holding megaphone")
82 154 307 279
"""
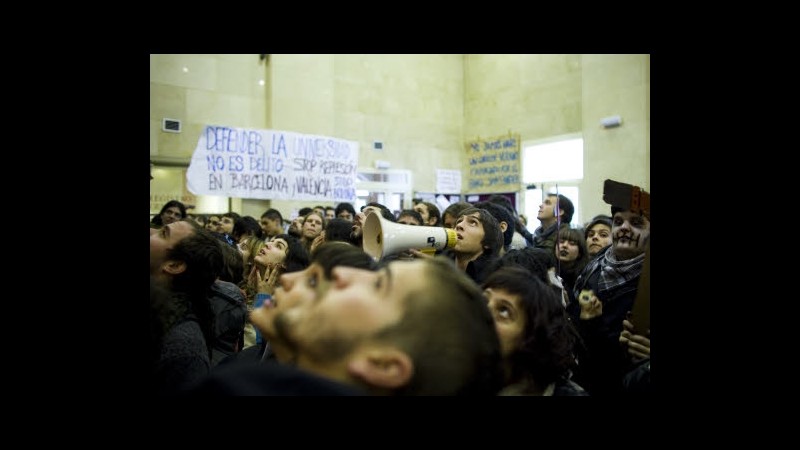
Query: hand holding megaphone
363 212 457 261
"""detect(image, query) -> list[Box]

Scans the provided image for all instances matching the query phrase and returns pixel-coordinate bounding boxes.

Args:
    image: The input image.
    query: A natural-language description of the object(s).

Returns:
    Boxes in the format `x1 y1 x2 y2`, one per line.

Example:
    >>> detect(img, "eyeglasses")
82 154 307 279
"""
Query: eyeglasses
209 221 220 226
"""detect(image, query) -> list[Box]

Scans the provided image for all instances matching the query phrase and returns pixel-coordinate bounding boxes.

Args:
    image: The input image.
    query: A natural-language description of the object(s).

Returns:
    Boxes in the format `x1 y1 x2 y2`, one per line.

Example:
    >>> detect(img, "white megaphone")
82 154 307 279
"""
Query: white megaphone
363 211 457 261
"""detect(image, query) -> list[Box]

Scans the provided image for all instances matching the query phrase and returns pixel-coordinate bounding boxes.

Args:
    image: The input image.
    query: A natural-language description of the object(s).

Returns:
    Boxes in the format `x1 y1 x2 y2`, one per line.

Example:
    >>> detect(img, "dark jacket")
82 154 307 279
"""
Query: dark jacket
185 361 366 396
532 222 569 252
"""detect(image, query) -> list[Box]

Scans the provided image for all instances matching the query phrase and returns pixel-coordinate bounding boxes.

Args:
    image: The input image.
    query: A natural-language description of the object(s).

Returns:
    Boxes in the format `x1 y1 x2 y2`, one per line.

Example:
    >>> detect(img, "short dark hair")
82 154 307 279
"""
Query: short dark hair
167 222 224 297
549 193 575 224
334 202 356 218
483 266 580 389
585 215 612 240
151 200 187 226
271 234 310 273
442 202 473 225
323 218 358 245
397 209 424 225
419 202 441 226
374 257 504 395
485 247 550 284
456 207 504 257
232 216 264 242
219 242 245 285
362 202 395 222
261 208 284 223
487 194 517 215
474 201 515 248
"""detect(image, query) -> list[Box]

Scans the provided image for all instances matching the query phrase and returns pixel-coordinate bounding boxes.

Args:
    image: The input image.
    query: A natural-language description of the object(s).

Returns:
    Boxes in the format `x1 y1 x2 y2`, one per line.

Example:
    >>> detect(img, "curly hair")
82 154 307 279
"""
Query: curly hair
483 266 580 389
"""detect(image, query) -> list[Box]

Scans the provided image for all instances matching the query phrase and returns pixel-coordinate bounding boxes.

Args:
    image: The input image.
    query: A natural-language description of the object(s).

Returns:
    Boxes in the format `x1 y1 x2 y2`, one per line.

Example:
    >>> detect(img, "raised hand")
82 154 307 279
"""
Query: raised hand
619 318 650 361
254 263 284 296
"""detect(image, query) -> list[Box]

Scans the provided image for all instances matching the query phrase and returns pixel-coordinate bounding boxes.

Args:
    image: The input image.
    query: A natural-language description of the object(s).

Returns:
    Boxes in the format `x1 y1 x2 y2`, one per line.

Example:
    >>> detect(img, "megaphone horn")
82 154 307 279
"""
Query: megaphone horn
363 212 457 261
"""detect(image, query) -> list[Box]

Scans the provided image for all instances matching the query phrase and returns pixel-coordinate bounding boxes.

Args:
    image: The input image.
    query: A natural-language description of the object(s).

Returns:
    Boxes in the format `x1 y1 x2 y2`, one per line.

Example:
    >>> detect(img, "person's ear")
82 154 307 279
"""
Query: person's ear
163 260 187 275
498 221 508 233
348 348 413 390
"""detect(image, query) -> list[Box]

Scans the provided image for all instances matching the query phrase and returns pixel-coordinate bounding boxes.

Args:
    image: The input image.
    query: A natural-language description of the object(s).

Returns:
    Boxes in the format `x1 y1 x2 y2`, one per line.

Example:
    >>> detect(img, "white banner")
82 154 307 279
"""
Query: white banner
187 125 359 202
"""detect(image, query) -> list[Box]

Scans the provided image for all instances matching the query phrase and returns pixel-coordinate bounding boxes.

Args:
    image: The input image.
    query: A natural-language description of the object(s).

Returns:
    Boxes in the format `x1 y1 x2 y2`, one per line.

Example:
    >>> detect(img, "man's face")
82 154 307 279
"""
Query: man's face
206 216 221 233
453 212 486 256
302 213 324 240
289 216 305 234
536 195 558 221
220 216 235 235
611 211 650 260
270 260 425 364
443 213 457 229
160 206 183 226
586 223 612 256
260 217 283 237
150 221 194 275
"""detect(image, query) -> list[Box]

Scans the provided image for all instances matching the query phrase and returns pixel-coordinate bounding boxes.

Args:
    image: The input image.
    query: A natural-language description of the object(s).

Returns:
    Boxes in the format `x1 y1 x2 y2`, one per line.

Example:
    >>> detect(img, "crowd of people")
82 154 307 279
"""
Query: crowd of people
149 185 650 396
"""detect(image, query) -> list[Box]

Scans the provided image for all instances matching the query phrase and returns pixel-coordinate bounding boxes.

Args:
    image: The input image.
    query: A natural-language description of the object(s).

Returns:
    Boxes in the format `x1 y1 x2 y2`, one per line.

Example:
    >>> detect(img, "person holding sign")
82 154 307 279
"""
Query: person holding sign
569 180 650 396
619 318 650 395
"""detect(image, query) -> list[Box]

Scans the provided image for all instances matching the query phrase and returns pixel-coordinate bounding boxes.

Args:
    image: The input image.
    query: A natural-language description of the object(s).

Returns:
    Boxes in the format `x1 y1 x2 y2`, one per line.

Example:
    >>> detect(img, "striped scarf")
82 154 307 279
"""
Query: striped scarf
574 247 645 297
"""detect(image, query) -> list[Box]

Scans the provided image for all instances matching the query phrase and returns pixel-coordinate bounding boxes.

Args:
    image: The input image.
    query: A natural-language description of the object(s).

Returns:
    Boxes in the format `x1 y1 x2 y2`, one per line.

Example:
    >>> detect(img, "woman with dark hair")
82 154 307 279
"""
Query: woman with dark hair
483 266 587 396
151 200 186 229
555 227 590 305
241 234 310 349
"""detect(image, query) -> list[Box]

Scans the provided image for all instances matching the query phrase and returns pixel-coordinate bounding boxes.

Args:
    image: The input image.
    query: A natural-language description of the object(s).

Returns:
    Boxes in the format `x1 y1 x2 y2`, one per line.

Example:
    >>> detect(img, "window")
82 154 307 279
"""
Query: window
522 135 583 228
522 135 583 183
355 169 413 217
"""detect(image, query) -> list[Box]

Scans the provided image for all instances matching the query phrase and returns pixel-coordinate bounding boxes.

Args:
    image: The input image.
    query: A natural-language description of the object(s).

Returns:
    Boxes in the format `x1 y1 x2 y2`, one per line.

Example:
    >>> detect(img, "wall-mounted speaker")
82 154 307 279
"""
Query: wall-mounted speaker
600 115 622 128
